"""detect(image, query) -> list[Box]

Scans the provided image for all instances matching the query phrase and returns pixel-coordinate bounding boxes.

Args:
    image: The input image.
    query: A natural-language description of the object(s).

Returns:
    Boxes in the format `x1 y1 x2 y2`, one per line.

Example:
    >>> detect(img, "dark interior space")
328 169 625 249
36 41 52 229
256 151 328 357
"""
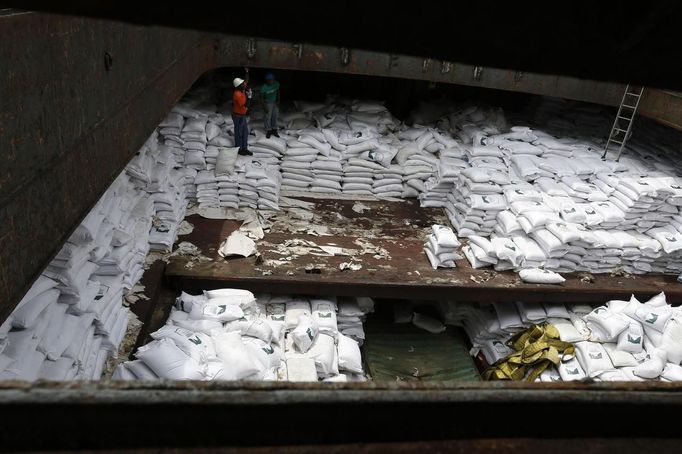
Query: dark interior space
7 2 682 89
203 67 610 123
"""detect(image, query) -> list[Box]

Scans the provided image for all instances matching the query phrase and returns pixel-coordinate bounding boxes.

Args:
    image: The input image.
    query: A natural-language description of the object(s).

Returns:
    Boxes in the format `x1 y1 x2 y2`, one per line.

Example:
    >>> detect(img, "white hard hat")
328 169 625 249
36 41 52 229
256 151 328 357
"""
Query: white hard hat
233 77 245 88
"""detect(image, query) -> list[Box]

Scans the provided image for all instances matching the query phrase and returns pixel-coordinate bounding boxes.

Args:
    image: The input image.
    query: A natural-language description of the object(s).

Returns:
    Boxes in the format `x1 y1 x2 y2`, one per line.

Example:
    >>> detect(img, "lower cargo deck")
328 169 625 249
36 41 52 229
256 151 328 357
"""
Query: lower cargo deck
166 197 682 303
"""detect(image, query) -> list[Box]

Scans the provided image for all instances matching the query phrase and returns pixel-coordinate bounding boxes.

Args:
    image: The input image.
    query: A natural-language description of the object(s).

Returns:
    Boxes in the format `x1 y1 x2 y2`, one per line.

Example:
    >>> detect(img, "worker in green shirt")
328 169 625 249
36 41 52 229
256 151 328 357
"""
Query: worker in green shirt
261 72 280 138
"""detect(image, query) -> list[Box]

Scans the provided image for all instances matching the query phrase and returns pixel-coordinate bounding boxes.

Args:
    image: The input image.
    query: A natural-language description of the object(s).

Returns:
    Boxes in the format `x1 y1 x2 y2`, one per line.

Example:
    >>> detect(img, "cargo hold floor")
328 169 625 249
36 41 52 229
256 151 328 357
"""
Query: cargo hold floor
166 198 682 303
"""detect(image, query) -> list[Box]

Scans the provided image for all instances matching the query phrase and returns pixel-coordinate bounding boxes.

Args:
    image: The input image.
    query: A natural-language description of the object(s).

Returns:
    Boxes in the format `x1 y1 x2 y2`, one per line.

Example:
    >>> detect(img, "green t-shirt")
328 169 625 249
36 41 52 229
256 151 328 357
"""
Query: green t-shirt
261 81 280 103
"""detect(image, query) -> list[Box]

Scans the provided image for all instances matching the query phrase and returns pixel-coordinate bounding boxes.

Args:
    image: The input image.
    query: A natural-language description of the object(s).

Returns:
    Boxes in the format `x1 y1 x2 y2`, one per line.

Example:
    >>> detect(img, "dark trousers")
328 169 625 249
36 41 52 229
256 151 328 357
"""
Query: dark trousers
232 113 249 150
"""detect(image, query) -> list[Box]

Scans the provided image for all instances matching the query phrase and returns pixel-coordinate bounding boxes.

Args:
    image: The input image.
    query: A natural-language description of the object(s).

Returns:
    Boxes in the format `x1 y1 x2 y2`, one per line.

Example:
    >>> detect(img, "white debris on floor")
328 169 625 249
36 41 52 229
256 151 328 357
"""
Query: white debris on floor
218 231 258 258
340 262 363 271
113 289 373 382
169 241 213 269
177 220 194 236
352 202 371 214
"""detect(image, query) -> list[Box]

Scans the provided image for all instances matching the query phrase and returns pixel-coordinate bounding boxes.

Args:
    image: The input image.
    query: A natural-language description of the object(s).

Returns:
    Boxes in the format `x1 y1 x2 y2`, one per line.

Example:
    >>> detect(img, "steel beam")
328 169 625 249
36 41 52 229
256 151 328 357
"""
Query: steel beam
1 381 682 449
6 3 682 91
215 36 628 106
639 89 682 132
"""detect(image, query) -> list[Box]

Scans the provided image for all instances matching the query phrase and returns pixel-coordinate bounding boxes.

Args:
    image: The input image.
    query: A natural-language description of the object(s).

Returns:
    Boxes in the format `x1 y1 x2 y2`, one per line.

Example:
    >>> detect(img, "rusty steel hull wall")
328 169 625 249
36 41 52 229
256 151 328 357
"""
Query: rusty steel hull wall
7 3 682 91
1 380 682 449
0 12 212 318
4 11 682 317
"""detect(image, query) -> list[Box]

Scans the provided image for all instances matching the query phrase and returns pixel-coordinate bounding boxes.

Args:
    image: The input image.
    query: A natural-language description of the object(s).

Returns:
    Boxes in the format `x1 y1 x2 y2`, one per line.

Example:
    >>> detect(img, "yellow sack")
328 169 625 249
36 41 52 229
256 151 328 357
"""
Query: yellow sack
483 322 575 381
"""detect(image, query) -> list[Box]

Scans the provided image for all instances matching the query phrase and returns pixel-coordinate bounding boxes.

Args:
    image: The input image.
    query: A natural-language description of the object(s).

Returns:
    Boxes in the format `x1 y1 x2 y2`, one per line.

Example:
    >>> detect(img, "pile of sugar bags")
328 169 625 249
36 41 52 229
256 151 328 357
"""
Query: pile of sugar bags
158 98 284 211
114 290 371 382
438 119 682 274
446 292 682 382
281 128 345 194
279 99 404 197
0 131 193 381
194 156 281 211
126 134 188 253
399 98 682 276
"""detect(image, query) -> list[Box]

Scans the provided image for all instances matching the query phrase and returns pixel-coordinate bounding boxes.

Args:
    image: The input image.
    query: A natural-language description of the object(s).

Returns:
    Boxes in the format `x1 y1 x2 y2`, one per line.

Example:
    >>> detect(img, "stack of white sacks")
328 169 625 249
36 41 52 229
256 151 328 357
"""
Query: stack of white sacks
424 225 463 269
336 297 374 347
281 129 345 194
446 292 682 381
242 156 283 211
278 100 404 196
113 289 371 382
399 100 682 276
159 92 284 211
424 110 682 274
0 132 190 380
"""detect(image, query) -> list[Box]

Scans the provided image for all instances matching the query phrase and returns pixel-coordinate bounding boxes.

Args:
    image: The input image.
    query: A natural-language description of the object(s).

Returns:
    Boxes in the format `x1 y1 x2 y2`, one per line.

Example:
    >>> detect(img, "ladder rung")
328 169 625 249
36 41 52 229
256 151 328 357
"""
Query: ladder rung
610 140 623 145
625 92 641 97
617 115 632 121
614 128 628 133
622 104 638 109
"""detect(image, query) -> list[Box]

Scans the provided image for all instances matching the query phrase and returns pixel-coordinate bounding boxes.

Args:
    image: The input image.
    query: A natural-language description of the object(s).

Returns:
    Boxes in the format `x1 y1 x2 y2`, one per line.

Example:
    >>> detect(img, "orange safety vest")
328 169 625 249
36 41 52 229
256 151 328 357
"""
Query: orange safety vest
233 89 247 115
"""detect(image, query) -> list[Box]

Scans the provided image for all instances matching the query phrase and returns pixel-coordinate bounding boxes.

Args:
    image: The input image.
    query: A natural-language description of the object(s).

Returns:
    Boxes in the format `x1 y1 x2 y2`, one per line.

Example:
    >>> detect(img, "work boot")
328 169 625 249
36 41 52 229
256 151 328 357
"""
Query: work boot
266 130 272 139
272 129 280 138
238 148 253 156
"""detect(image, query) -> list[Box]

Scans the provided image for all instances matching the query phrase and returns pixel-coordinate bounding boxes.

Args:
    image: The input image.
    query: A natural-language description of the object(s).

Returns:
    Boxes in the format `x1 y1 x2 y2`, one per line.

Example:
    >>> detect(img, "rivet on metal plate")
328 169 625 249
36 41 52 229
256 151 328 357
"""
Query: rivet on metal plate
473 66 483 80
104 52 113 71
340 47 350 66
245 39 256 59
293 43 303 60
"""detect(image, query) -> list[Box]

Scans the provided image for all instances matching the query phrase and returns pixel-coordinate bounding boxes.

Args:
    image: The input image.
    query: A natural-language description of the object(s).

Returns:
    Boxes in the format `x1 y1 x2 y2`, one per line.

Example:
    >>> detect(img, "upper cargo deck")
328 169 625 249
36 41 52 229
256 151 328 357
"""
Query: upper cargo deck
167 197 682 303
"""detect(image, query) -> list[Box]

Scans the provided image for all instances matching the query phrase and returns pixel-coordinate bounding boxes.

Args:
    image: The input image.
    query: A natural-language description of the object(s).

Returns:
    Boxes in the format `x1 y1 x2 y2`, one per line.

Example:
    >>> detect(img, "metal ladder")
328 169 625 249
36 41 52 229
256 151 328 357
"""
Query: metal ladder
601 84 644 161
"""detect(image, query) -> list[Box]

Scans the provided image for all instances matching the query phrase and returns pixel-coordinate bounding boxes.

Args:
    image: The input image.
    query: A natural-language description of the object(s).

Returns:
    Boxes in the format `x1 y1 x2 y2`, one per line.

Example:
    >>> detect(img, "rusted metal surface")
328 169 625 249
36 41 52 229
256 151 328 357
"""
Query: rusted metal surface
4 378 682 398
0 12 213 319
33 440 682 454
215 36 628 106
2 380 682 449
166 198 682 303
8 4 682 91
639 89 682 132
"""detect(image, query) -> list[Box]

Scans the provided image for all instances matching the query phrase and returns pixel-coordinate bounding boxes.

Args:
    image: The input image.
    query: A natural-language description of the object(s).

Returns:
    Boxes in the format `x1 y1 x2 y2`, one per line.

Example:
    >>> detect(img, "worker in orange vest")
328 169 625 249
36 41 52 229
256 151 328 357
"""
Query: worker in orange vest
232 68 252 156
